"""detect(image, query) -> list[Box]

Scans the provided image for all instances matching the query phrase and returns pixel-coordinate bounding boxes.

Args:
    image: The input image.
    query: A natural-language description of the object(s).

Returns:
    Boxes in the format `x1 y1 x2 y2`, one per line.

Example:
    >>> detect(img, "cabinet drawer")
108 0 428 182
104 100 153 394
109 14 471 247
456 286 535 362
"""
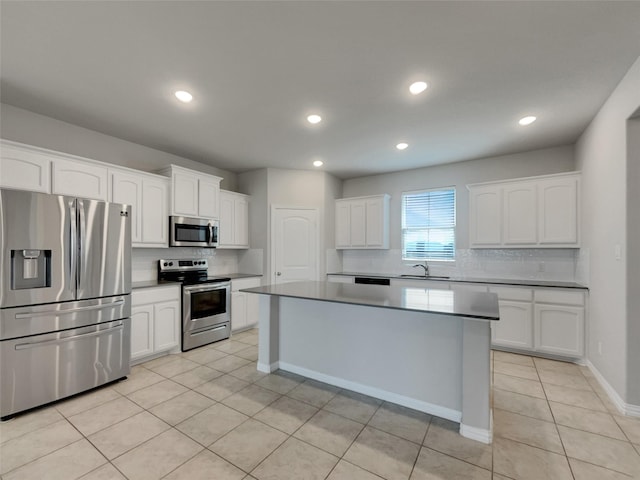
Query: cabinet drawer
132 285 180 305
489 286 533 302
535 289 584 306
232 277 261 292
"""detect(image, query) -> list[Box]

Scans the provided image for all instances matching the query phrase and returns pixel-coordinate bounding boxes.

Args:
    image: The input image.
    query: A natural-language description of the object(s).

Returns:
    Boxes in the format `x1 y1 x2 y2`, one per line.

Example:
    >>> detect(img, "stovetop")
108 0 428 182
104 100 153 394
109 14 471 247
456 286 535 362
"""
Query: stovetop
157 258 230 285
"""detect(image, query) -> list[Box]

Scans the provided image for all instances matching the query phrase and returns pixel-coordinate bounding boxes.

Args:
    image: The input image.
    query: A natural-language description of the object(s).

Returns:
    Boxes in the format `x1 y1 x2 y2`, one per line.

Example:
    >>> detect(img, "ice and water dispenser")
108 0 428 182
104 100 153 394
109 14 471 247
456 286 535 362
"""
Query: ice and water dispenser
11 249 51 290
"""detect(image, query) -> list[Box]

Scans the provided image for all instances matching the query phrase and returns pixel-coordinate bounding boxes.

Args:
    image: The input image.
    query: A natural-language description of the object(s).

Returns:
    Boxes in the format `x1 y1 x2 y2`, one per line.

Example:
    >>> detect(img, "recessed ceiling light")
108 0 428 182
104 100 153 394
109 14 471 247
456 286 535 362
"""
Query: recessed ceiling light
518 115 537 126
409 81 428 95
307 114 322 124
396 143 409 150
313 160 324 167
174 90 193 103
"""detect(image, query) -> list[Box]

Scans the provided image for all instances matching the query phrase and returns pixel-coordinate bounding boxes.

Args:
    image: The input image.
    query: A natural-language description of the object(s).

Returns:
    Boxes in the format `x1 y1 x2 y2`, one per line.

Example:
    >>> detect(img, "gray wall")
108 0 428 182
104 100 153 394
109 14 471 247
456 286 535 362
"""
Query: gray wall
0 103 238 189
576 55 640 405
626 115 640 405
342 145 576 250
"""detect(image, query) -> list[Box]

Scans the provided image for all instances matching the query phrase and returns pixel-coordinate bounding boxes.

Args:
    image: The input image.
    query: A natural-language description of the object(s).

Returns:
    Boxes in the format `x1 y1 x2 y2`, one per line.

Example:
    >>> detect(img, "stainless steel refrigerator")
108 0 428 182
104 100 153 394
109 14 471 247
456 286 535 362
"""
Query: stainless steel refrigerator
0 188 132 419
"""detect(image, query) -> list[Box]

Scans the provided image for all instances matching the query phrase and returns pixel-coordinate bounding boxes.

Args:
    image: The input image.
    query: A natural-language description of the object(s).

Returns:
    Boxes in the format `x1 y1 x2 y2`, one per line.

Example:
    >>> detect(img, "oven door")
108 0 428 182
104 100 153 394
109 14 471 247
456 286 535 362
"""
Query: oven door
183 283 230 334
170 216 219 248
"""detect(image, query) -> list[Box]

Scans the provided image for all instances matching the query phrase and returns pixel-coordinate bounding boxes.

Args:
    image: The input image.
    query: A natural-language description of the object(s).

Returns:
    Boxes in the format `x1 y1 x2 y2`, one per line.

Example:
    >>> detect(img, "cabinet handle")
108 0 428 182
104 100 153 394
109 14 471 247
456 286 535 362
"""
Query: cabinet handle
276 272 282 276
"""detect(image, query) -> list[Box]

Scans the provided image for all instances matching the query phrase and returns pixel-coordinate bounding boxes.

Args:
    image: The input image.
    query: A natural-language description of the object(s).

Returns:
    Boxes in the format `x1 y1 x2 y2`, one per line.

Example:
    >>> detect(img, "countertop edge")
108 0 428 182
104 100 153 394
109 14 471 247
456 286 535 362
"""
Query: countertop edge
327 272 588 290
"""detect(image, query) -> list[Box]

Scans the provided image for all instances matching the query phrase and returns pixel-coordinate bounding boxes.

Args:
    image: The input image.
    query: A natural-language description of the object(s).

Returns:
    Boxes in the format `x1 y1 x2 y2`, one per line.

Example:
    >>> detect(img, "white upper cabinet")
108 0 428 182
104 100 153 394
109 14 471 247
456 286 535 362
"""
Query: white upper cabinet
503 182 537 245
162 165 222 219
538 176 579 245
0 141 51 193
335 194 390 249
52 158 109 201
110 169 169 248
469 185 502 246
218 190 249 249
468 172 580 248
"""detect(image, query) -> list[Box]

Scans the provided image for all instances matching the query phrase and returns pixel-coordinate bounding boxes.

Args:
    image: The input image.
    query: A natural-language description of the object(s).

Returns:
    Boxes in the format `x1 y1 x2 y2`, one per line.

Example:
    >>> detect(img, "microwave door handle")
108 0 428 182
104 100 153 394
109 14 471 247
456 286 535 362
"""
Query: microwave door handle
208 223 213 244
69 199 77 289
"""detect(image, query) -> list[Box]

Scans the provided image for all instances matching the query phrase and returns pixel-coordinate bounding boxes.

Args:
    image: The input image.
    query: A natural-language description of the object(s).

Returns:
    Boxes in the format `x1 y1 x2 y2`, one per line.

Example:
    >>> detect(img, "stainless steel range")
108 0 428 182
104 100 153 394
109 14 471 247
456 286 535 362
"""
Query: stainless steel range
158 259 230 351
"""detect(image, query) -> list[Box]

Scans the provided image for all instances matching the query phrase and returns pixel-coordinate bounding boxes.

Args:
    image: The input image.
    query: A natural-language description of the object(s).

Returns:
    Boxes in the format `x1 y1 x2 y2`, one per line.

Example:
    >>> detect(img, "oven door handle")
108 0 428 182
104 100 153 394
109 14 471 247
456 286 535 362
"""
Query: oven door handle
183 283 230 294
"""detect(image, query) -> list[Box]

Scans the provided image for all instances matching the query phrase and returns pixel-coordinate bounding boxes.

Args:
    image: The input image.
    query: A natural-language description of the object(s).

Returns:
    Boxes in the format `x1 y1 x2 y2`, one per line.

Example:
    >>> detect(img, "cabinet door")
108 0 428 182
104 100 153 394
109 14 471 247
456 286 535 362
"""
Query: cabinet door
469 186 502 246
0 144 51 193
246 291 259 328
231 292 247 332
365 197 385 247
491 300 533 349
219 192 235 245
154 300 180 352
350 200 367 247
235 196 249 247
111 171 142 244
198 178 220 218
538 176 578 245
172 171 199 216
131 305 154 361
534 304 584 357
335 201 351 248
141 177 169 247
503 182 537 245
52 158 108 200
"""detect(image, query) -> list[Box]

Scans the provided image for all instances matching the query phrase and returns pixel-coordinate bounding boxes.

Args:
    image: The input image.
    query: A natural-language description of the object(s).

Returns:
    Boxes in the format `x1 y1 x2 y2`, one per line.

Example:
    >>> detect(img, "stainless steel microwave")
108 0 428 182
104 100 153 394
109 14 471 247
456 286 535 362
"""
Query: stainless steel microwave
170 216 219 248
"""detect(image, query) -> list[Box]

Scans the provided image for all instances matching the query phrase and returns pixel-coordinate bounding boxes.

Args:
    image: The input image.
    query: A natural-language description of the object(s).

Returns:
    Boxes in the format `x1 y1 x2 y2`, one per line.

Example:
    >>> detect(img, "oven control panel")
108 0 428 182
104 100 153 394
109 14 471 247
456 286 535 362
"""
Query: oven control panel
159 258 208 273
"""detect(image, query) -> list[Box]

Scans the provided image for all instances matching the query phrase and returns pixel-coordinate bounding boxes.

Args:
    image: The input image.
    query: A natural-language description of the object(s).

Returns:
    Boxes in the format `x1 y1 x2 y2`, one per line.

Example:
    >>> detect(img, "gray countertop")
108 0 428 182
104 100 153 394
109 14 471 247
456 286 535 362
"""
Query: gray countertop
132 273 262 290
242 280 499 321
328 272 588 289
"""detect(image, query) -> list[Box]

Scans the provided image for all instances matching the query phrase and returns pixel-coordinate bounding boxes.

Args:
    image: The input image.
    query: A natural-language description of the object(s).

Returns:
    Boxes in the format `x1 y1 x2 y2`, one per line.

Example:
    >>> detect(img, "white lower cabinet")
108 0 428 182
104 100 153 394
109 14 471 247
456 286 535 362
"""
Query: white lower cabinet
327 275 354 284
534 305 584 357
231 277 261 332
492 300 534 350
131 286 181 363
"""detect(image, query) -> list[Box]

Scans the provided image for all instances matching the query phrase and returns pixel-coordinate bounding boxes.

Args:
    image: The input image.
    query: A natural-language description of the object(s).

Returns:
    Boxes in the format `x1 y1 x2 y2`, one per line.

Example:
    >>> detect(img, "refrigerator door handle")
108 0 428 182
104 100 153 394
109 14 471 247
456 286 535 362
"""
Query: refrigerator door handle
77 199 85 288
69 199 77 289
14 299 126 319
14 322 124 350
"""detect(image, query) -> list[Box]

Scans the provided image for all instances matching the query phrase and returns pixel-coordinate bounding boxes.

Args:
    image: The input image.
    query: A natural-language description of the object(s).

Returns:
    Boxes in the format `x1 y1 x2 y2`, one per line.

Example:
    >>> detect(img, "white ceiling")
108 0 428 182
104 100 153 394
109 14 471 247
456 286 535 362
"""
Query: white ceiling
1 1 640 179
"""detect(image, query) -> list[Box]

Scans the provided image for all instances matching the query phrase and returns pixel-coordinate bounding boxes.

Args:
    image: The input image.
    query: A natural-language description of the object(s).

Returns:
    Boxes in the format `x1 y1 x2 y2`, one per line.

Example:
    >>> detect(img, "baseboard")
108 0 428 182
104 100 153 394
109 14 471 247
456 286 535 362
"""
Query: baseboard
278 361 462 423
257 361 279 373
460 423 492 444
586 360 640 417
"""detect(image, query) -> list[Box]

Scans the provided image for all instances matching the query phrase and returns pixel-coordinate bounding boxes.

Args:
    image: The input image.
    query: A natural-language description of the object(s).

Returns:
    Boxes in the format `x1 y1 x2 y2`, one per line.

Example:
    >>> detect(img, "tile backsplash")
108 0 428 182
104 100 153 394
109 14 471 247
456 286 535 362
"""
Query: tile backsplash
340 248 586 284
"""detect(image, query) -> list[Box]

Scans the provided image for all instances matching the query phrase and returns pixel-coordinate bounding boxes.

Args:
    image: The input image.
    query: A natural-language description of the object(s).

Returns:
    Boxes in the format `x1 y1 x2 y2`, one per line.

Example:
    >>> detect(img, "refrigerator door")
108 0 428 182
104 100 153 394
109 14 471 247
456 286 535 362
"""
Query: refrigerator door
0 189 76 308
76 199 131 300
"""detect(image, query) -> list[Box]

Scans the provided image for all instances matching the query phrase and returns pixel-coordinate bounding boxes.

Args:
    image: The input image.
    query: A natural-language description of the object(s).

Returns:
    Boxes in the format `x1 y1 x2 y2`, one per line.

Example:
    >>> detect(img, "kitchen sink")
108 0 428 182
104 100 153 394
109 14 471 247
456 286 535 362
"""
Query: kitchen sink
399 275 450 280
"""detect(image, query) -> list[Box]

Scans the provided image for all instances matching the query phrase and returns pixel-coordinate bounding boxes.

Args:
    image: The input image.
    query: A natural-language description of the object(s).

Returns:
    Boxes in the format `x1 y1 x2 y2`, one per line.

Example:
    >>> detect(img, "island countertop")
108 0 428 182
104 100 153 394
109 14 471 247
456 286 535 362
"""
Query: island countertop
242 280 499 321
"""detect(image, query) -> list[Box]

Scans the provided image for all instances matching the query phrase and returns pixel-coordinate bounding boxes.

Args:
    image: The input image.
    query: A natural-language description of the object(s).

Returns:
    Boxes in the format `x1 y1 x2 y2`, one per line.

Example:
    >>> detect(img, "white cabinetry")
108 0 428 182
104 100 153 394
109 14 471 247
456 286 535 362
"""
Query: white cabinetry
534 289 584 357
231 277 261 332
327 275 354 284
469 186 502 246
111 169 169 247
219 190 249 248
0 141 51 193
468 172 580 248
489 286 534 350
335 194 390 249
162 165 222 219
52 158 109 201
131 286 181 363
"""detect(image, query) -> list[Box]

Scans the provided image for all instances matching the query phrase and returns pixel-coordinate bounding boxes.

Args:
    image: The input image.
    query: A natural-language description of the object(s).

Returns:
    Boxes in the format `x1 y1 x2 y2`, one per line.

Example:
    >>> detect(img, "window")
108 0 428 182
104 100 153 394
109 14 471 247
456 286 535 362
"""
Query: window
402 187 456 261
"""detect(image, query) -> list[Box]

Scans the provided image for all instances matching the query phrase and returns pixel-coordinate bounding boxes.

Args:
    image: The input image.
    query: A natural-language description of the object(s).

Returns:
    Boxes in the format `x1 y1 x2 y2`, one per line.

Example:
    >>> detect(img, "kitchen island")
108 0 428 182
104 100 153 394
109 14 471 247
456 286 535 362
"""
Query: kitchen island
242 281 499 443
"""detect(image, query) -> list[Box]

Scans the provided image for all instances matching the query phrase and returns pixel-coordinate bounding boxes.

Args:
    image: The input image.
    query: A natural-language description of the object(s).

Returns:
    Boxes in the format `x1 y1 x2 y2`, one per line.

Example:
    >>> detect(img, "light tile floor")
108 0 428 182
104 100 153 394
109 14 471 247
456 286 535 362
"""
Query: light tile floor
1 330 640 479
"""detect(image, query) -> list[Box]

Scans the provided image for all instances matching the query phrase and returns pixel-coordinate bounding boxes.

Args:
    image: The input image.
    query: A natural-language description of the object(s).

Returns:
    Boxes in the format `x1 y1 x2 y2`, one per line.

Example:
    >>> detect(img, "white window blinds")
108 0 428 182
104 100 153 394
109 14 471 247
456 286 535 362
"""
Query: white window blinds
402 188 456 261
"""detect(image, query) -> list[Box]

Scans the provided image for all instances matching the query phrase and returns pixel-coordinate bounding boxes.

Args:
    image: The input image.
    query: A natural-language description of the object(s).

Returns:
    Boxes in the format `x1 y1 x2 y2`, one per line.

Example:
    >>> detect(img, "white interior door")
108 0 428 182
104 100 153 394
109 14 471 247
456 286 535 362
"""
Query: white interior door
272 207 319 285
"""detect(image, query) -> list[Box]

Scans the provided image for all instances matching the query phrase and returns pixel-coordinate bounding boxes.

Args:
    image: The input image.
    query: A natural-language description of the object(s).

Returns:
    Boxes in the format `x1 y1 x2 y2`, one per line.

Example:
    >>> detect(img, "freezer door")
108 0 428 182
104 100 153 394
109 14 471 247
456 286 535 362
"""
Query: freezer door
0 319 130 418
0 189 76 308
76 199 131 300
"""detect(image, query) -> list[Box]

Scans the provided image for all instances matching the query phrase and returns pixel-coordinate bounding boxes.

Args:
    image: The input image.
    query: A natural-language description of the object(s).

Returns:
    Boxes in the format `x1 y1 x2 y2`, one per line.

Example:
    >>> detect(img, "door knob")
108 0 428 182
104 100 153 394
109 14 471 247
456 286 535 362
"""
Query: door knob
276 272 282 276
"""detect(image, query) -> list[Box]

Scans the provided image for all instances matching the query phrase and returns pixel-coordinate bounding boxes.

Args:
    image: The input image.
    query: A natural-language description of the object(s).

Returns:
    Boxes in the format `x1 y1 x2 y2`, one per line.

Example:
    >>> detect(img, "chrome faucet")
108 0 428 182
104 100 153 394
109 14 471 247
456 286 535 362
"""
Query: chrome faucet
412 262 429 277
